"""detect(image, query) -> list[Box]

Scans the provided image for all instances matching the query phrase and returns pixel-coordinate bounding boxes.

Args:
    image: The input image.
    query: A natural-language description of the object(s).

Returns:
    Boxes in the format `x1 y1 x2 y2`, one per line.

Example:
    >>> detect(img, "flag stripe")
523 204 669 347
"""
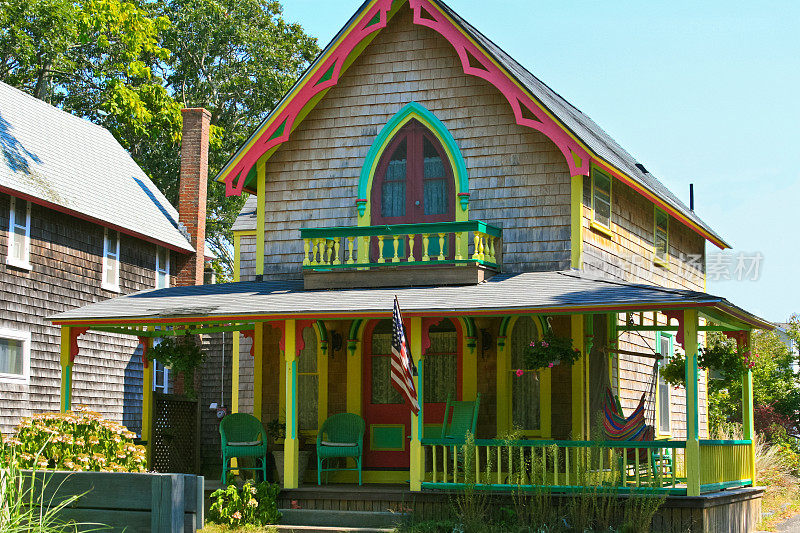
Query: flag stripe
391 297 420 415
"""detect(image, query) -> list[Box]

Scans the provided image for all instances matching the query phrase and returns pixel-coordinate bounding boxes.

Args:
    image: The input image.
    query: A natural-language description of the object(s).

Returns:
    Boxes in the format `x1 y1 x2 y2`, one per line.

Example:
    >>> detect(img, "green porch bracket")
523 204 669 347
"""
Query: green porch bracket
348 319 364 355
314 320 328 354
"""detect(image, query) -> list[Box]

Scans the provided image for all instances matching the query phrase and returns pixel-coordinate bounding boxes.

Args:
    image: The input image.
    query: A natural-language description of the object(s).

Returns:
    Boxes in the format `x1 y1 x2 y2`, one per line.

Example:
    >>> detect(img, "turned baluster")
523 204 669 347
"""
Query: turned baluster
310 238 319 265
407 234 415 262
303 238 311 266
347 236 355 264
377 235 386 263
488 237 496 263
455 232 463 261
333 237 341 265
392 235 400 263
472 233 480 260
437 233 446 261
422 234 430 261
478 233 486 260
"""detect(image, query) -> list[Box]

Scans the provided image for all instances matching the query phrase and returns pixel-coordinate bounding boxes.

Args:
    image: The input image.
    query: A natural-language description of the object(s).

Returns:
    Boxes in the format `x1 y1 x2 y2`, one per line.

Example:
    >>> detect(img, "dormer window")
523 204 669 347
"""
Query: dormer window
7 197 31 270
591 168 612 229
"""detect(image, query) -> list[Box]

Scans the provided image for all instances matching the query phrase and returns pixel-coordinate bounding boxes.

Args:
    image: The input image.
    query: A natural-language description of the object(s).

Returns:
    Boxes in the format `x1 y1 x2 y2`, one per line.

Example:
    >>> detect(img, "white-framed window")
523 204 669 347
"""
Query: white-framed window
153 358 170 393
0 328 31 384
155 247 169 289
657 332 673 435
102 228 120 292
654 207 669 265
7 197 32 270
591 168 612 229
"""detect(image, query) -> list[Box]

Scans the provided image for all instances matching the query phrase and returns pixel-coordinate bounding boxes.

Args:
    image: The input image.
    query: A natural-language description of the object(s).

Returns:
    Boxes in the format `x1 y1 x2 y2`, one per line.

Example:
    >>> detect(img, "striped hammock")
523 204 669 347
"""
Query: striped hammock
603 387 650 442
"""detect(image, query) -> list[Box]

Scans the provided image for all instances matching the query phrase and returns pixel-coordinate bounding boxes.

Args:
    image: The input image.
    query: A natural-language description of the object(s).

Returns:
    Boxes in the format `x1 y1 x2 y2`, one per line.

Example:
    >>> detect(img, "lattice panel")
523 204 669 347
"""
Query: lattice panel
151 393 199 474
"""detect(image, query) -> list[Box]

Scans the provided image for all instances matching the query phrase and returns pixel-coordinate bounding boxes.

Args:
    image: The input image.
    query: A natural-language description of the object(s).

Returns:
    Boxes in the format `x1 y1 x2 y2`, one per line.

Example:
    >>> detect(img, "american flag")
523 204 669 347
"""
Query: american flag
391 297 419 415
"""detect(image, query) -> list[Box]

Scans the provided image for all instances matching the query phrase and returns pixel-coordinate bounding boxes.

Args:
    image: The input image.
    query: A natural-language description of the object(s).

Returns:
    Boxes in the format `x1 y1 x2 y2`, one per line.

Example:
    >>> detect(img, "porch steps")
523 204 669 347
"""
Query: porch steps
277 509 402 532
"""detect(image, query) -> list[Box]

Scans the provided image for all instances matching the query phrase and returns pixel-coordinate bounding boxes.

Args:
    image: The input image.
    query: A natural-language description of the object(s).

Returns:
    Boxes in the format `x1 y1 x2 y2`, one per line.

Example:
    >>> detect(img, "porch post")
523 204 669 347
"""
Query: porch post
141 337 154 467
570 175 583 269
253 323 264 420
283 319 300 488
684 309 701 496
409 316 424 491
60 326 72 412
570 315 585 439
742 329 756 485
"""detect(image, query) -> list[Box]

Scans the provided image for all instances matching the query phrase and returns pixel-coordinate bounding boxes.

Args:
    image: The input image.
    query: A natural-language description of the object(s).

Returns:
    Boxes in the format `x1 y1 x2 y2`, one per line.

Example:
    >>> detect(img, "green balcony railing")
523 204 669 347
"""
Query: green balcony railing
300 221 503 270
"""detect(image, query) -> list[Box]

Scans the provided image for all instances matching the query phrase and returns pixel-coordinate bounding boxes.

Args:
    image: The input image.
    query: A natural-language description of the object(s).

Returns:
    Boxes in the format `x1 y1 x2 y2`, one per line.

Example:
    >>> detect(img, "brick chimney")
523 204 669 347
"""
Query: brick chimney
175 108 210 287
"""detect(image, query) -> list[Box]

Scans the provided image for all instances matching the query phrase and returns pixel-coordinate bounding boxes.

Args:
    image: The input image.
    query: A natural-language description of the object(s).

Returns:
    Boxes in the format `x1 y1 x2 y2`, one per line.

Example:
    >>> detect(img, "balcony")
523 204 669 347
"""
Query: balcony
300 220 502 289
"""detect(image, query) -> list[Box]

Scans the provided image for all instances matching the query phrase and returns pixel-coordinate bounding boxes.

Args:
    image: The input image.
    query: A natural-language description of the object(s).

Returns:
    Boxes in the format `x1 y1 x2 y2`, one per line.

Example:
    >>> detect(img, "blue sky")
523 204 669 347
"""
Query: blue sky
281 0 800 322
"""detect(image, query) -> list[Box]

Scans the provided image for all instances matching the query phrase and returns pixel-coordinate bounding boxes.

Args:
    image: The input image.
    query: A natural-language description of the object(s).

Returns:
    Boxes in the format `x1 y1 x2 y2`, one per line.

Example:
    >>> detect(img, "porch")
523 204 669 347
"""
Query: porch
49 270 770 499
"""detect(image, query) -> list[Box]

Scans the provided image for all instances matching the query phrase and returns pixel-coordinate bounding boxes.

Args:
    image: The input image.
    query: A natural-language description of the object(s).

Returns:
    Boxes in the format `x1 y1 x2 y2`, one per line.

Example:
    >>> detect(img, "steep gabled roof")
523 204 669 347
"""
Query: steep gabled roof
0 82 194 253
217 0 728 248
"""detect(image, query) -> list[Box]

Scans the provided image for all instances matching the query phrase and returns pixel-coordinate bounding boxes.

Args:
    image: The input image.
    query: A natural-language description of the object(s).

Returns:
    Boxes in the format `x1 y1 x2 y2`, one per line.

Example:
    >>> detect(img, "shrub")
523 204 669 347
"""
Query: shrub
5 407 146 472
209 481 281 527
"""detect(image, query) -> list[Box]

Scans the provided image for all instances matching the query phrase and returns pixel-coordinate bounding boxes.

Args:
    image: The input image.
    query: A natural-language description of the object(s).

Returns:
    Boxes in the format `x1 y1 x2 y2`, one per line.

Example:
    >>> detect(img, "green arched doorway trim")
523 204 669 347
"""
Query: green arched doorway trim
356 101 469 222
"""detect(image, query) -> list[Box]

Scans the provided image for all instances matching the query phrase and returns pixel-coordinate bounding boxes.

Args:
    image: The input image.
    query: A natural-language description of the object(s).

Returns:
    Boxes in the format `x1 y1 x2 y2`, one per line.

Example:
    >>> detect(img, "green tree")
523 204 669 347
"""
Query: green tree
147 0 319 278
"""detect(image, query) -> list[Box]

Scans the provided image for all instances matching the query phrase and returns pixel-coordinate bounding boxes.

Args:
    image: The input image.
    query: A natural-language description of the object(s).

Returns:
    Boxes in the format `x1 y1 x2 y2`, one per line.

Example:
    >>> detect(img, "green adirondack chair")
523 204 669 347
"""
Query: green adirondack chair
316 413 365 485
441 393 481 443
219 413 269 484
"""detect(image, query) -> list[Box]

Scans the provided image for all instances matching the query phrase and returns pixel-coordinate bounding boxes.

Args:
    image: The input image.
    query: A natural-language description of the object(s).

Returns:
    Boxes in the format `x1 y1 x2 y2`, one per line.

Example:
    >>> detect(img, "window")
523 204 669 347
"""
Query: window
298 326 320 432
422 319 458 404
102 228 120 292
7 197 31 269
657 333 673 435
0 328 31 384
591 168 612 229
654 208 669 264
155 247 169 289
153 359 170 393
510 317 541 432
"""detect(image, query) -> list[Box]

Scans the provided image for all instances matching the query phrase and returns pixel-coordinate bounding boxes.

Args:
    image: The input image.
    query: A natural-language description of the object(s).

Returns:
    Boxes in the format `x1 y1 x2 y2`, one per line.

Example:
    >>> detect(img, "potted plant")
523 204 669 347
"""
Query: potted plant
267 418 311 486
522 331 581 370
148 334 205 398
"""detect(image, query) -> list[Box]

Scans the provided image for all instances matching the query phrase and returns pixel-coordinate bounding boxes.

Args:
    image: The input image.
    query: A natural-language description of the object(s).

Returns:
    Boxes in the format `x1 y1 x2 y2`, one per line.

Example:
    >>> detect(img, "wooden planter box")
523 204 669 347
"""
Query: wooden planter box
24 470 203 532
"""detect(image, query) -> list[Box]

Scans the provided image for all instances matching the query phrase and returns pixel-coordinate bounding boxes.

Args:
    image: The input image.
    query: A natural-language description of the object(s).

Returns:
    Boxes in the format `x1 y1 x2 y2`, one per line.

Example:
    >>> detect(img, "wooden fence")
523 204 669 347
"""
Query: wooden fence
25 470 203 532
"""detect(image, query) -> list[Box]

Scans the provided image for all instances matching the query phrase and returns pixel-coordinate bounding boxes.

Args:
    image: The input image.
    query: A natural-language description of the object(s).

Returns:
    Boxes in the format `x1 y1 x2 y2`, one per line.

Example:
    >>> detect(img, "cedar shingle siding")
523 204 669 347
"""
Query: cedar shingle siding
0 192 169 435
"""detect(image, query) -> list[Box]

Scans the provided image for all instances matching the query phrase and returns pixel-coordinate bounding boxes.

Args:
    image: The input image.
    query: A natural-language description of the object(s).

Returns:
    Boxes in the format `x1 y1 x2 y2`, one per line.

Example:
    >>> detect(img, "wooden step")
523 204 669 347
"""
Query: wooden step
278 509 405 530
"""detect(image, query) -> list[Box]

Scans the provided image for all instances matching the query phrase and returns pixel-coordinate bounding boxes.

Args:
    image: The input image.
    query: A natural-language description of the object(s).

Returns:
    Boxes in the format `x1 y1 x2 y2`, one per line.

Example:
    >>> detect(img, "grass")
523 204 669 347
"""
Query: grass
199 525 278 533
753 434 800 531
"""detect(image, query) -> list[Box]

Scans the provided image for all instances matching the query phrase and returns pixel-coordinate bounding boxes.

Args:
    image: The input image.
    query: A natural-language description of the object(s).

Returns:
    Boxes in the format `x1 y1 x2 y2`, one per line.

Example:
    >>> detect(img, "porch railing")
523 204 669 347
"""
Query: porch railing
300 220 502 270
699 440 753 493
420 438 752 495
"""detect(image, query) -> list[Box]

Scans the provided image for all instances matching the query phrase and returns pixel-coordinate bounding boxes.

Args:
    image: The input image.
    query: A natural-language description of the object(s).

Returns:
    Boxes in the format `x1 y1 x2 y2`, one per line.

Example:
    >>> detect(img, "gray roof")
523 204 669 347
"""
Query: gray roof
232 194 257 231
0 82 194 252
50 270 771 329
227 0 728 247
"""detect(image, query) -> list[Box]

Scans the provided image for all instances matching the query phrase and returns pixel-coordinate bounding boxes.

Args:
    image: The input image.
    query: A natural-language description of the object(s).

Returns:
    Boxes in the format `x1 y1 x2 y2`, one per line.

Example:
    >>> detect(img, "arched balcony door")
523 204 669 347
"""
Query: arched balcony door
370 120 455 260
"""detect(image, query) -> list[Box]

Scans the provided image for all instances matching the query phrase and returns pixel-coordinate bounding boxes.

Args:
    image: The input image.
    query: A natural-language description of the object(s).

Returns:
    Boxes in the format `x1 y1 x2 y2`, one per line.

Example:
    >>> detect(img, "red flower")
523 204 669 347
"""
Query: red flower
515 369 524 377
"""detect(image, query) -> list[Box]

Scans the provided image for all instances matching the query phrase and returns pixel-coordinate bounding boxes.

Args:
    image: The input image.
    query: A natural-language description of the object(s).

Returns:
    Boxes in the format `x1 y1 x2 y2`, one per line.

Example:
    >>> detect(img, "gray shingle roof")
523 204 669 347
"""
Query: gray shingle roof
0 82 193 252
49 270 771 329
226 0 727 247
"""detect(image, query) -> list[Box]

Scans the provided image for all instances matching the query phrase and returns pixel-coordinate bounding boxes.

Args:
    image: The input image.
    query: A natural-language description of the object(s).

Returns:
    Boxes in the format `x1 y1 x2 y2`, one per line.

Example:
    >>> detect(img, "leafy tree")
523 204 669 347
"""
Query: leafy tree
147 0 319 278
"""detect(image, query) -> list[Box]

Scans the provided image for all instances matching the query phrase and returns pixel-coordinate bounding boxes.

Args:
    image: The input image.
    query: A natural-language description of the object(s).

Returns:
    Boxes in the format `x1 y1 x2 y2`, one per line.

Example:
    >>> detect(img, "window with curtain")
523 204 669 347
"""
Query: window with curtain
297 326 320 431
156 246 169 288
658 333 672 434
592 168 612 228
370 320 403 404
510 317 540 431
381 140 407 218
423 319 457 403
102 228 120 292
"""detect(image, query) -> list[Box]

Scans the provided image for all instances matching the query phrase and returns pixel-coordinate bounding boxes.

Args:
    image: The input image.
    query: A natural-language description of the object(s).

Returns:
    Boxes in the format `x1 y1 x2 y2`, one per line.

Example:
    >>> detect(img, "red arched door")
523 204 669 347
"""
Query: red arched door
370 120 455 261
362 318 462 470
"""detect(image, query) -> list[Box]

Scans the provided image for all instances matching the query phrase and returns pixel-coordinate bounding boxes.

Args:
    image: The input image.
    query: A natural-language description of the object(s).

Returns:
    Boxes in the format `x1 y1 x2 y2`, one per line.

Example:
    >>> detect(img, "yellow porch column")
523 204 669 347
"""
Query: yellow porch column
60 326 72 412
255 158 266 277
253 323 264 420
570 175 584 269
684 309 701 496
570 315 586 440
232 232 242 413
409 316 424 491
346 326 363 416
283 319 300 488
742 330 756 485
141 337 154 467
461 320 477 401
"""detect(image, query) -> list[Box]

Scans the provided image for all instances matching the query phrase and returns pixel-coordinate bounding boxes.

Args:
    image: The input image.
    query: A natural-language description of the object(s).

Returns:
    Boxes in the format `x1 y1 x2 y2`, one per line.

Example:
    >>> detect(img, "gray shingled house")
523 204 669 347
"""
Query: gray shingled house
0 81 206 439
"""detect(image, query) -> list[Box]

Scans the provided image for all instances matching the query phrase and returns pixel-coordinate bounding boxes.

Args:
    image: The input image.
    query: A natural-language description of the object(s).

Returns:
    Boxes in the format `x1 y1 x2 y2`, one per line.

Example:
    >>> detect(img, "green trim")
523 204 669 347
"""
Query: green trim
317 64 336 85
357 101 469 203
420 482 687 495
699 479 752 493
63 366 72 412
291 360 297 440
421 438 687 449
347 319 364 356
699 440 752 446
365 11 381 27
301 220 501 239
619 325 736 332
268 120 286 141
91 323 256 337
304 258 499 270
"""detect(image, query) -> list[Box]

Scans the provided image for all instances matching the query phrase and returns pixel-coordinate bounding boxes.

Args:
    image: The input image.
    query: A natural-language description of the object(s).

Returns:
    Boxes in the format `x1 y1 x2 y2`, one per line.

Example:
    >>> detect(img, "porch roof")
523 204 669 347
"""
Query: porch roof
50 270 772 330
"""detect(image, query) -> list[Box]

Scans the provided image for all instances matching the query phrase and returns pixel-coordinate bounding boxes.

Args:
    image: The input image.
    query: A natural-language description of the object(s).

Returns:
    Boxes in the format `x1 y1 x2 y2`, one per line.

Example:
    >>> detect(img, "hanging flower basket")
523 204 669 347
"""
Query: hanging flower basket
522 331 581 371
